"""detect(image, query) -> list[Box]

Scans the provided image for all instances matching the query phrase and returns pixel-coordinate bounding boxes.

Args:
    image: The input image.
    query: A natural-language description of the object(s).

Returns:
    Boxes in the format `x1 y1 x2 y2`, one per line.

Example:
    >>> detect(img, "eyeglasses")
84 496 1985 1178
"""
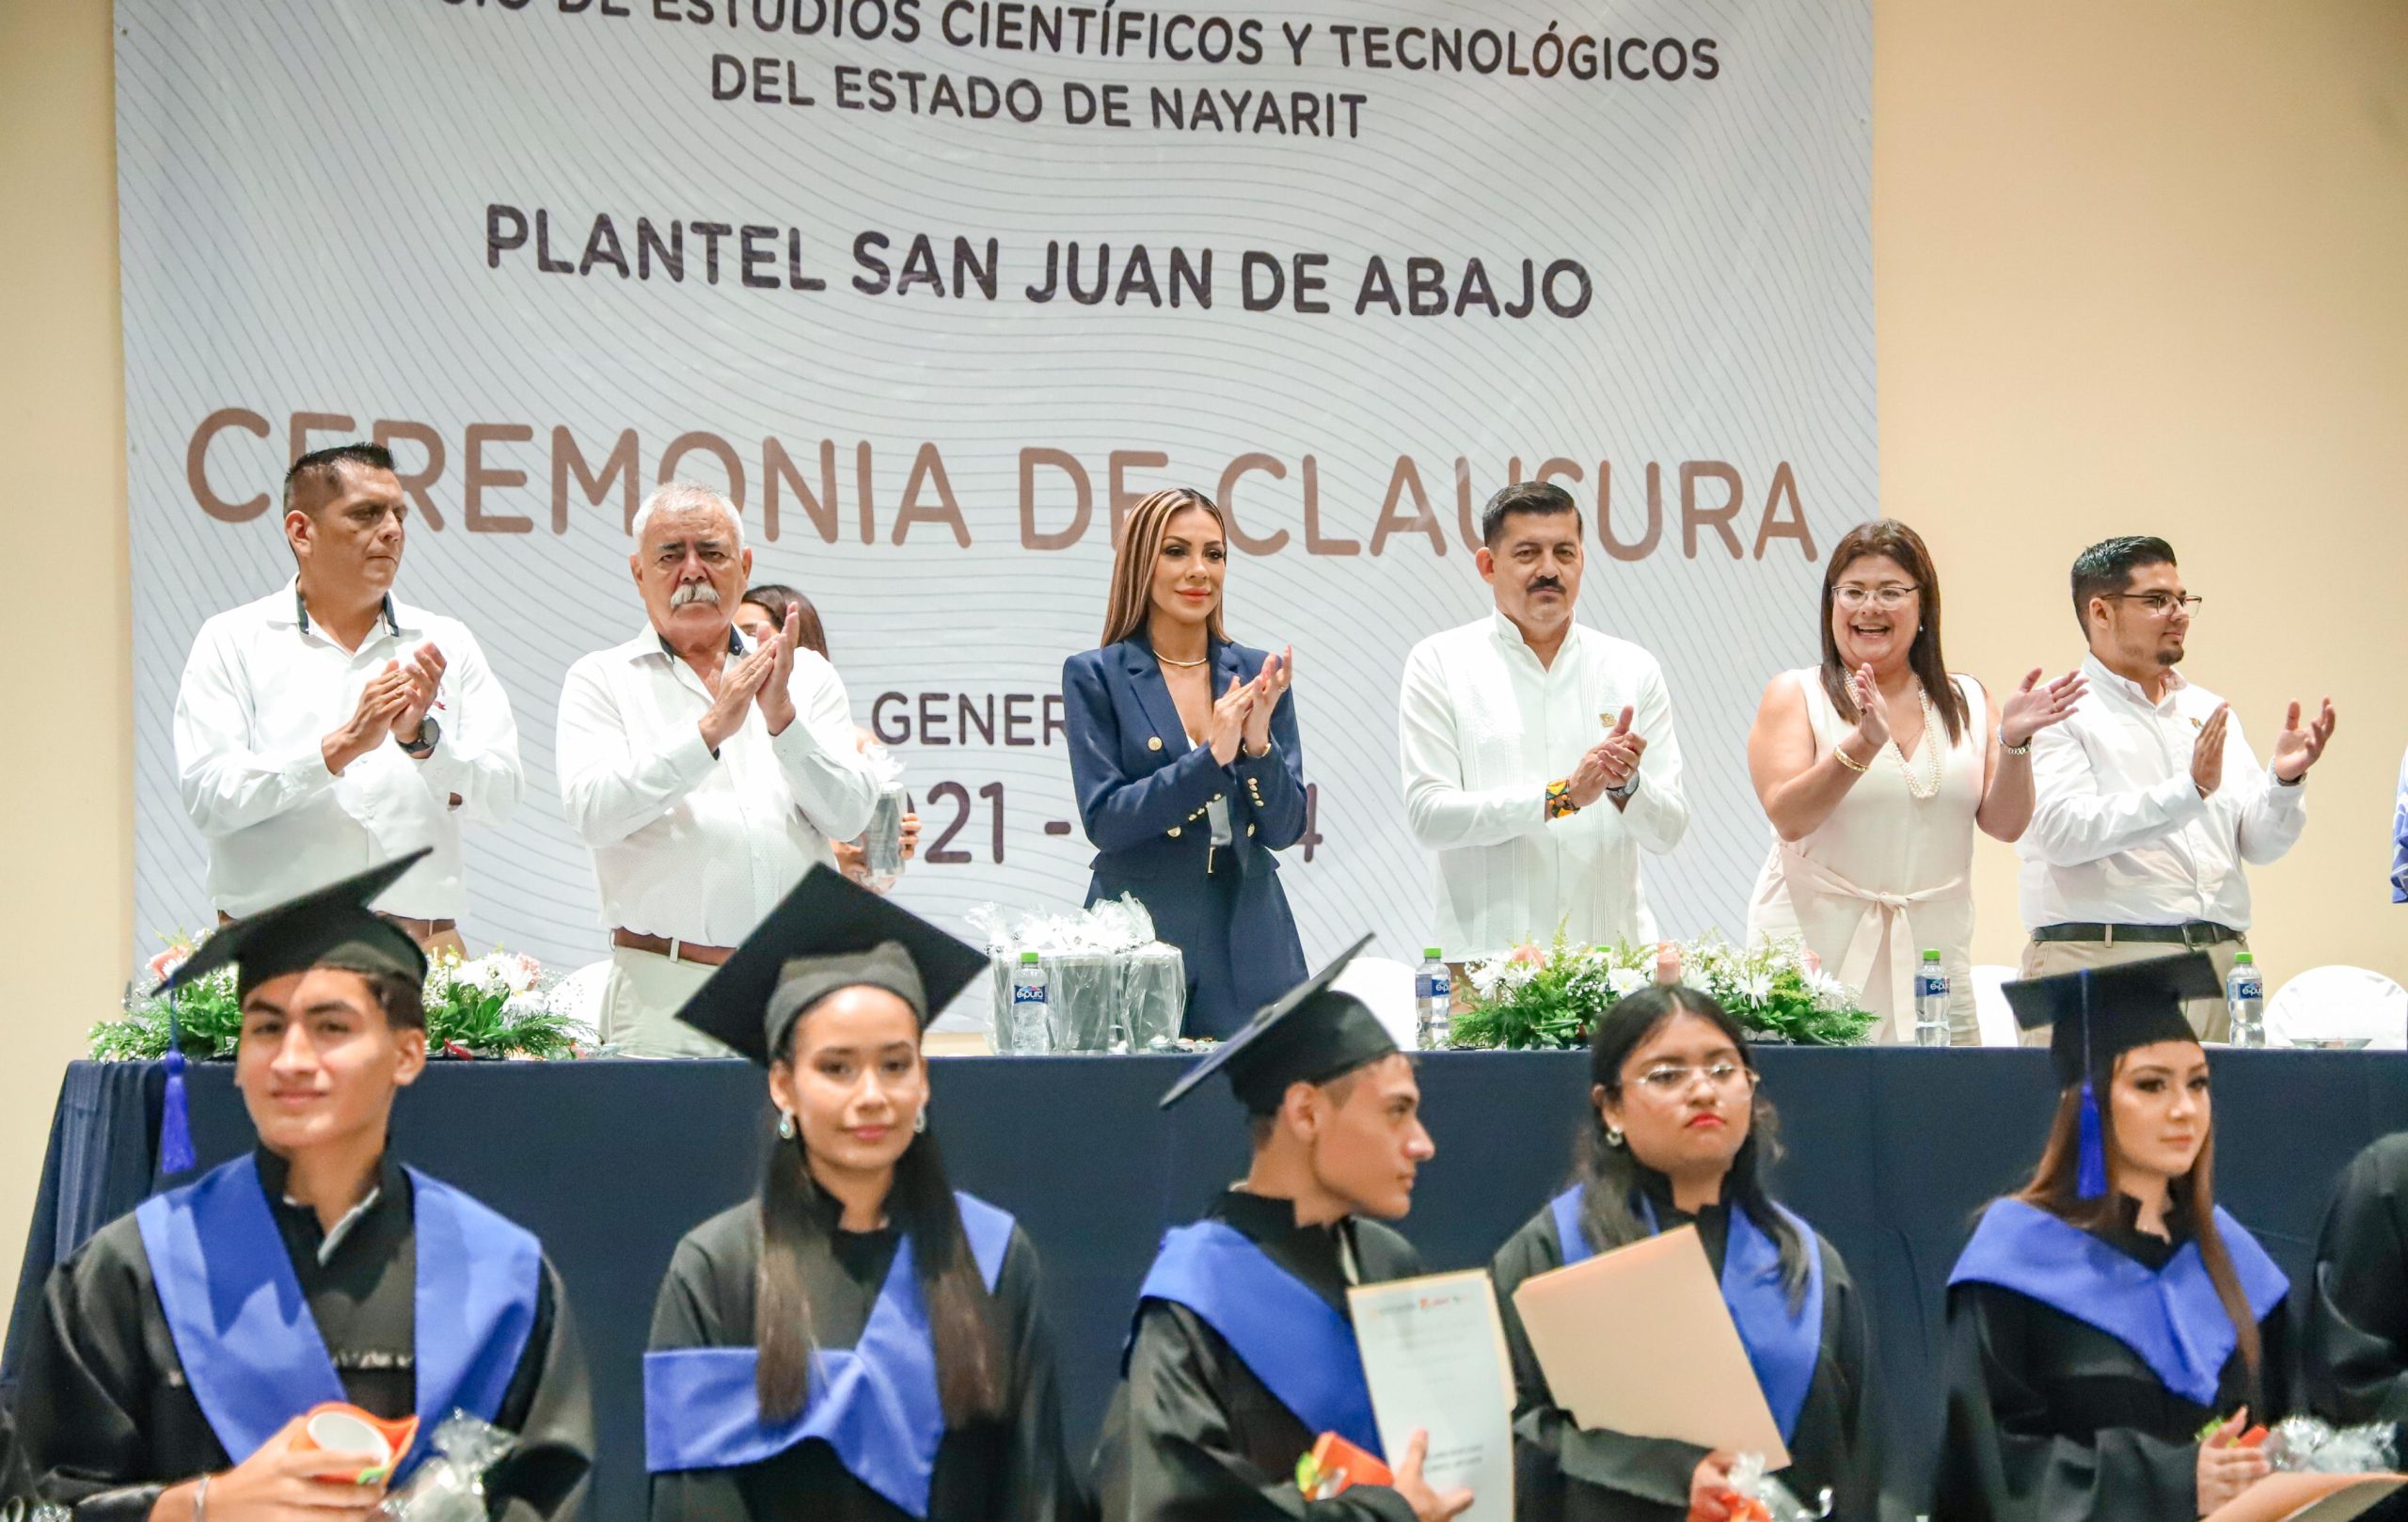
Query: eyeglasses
1832 585 1918 610
2103 592 2204 617
1632 1062 1755 1094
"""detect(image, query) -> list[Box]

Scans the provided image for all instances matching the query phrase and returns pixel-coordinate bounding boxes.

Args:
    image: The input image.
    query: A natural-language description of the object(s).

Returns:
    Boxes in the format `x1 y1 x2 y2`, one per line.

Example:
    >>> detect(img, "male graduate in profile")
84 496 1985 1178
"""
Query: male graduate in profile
1100 937 1474 1522
14 851 593 1521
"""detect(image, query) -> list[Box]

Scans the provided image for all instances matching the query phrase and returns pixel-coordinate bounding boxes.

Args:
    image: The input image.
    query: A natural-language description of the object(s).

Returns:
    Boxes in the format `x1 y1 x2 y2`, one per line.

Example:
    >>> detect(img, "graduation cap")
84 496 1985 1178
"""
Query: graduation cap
150 850 433 1174
1159 935 1399 1113
2003 951 2222 1199
672 865 987 1066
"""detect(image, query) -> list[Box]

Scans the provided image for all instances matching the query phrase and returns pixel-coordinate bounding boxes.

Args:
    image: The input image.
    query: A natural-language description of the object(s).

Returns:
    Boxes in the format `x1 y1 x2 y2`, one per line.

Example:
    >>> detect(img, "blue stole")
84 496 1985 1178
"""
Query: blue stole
642 1193 1015 1519
133 1153 542 1476
1550 1185 1824 1443
1133 1217 1384 1458
1948 1197 2289 1408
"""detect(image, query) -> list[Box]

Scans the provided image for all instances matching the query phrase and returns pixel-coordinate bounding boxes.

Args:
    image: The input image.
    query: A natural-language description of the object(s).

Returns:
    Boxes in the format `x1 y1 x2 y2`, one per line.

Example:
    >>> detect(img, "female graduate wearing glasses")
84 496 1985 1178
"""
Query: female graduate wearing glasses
1933 954 2290 1522
642 867 1081 1521
1489 987 1885 1522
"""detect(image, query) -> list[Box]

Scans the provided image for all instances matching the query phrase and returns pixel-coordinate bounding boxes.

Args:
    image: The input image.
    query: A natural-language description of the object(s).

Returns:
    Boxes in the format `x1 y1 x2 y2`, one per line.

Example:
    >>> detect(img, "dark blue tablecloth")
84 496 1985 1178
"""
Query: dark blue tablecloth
12 1050 2408 1521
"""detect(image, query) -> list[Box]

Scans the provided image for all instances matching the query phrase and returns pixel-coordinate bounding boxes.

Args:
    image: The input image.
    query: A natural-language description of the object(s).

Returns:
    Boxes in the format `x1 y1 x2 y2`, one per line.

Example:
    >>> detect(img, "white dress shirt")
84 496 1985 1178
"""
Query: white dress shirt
1398 612 1689 960
172 581 523 919
2019 654 2306 931
557 626 878 946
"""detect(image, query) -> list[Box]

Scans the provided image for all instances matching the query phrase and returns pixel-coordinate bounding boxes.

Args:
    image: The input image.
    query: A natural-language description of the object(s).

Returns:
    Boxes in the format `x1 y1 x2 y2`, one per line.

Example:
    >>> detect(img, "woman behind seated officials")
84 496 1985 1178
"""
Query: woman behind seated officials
1490 987 1884 1522
1933 954 2290 1522
644 868 1079 1521
1061 486 1307 1038
1744 519 2083 1043
737 583 922 894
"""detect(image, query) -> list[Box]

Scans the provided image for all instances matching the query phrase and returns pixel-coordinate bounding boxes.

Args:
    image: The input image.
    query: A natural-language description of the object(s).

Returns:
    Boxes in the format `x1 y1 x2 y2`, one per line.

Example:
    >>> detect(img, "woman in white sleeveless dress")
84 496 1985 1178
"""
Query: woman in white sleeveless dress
1745 521 2084 1043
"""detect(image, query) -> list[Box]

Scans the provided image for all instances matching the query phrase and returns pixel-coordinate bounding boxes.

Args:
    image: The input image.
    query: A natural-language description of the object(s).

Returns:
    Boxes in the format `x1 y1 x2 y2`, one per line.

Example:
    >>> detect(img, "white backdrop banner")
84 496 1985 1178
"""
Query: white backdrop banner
119 0 1874 1007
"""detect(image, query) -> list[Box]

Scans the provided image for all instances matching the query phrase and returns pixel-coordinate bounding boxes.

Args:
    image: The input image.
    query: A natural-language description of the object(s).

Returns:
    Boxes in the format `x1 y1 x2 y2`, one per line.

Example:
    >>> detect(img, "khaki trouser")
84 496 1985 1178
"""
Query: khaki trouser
2017 934 2247 1045
598 945 736 1058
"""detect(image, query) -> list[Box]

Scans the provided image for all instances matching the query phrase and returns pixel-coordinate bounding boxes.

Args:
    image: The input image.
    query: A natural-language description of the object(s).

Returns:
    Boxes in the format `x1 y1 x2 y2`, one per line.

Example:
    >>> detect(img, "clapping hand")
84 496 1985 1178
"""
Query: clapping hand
1846 663 1892 752
1998 667 2084 750
324 660 413 775
1240 645 1294 755
1208 674 1256 767
1566 707 1643 810
699 641 778 752
2270 697 2337 783
754 604 801 735
2192 704 2231 799
390 642 447 745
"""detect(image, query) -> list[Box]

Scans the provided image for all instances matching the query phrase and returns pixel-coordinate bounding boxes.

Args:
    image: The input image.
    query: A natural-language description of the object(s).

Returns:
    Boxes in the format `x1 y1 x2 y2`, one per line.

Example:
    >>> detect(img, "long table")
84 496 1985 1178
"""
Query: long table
11 1050 2408 1520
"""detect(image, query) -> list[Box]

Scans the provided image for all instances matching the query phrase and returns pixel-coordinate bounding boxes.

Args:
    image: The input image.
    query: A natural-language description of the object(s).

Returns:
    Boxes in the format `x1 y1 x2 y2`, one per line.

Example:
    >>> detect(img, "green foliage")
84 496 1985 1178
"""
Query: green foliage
90 941 592 1062
1455 931 1877 1051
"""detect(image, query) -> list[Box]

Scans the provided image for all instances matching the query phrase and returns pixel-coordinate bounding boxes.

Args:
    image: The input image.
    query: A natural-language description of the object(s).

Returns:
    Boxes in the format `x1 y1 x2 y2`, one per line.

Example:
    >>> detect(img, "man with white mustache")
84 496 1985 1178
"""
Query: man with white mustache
556 483 877 1056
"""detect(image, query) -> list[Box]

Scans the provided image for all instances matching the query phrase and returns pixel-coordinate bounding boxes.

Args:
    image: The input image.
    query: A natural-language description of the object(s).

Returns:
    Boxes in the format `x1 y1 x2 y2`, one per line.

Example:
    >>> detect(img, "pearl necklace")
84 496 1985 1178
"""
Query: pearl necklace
1893 684 1944 801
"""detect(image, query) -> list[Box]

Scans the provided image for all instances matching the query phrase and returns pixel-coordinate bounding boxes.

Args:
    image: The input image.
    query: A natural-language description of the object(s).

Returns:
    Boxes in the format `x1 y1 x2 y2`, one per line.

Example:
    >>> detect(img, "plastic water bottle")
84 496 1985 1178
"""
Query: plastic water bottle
2227 953 2265 1049
1008 952 1053 1055
1914 950 1950 1048
1415 949 1452 1051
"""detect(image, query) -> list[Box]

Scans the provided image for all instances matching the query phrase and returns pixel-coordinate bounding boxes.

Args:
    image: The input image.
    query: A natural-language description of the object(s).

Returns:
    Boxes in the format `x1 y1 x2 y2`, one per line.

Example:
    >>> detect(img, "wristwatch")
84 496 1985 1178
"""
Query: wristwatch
1607 773 1640 803
401 717 441 759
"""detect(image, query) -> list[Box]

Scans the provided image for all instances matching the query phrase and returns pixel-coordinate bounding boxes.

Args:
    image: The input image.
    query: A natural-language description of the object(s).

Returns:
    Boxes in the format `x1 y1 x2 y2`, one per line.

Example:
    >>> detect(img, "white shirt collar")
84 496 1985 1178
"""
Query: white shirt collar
269 576 411 642
2082 651 2189 709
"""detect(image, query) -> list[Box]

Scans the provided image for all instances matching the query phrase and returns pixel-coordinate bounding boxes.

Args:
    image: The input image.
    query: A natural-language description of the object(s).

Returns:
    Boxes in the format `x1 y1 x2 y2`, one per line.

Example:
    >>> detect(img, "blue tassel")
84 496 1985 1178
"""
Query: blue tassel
2075 1079 2107 1200
158 1037 197 1178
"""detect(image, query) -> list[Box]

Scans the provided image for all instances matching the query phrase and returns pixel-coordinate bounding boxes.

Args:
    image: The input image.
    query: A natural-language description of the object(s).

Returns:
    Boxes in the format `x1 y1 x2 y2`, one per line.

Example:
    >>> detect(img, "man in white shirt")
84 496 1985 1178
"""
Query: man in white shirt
173 443 522 953
1398 483 1689 968
557 482 877 1056
2019 535 2337 1038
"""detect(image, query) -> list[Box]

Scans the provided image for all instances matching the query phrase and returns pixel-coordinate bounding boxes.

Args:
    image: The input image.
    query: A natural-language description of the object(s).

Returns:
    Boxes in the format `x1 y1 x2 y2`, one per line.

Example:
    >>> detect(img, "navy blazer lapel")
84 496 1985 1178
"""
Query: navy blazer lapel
1213 639 1248 695
1121 637 1194 760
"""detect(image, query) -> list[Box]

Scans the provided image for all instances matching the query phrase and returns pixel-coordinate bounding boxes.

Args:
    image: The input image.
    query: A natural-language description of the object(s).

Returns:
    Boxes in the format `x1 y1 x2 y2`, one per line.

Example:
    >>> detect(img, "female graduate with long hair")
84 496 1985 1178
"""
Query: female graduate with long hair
643 866 1080 1521
1489 986 1884 1522
1933 953 2291 1522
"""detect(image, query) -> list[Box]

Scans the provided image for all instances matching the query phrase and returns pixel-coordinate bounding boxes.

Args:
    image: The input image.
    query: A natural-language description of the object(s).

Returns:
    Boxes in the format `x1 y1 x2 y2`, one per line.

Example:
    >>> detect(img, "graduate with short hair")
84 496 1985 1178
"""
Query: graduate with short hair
1095 939 1472 1522
13 851 593 1521
1932 953 2290 1522
642 866 1081 1521
1489 986 1886 1522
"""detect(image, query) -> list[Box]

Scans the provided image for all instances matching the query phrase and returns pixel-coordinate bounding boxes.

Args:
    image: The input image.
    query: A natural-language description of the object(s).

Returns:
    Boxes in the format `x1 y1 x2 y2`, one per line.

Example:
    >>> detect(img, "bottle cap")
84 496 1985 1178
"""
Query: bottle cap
1019 950 1040 964
1922 948 1941 960
1423 947 1442 960
2234 952 2254 965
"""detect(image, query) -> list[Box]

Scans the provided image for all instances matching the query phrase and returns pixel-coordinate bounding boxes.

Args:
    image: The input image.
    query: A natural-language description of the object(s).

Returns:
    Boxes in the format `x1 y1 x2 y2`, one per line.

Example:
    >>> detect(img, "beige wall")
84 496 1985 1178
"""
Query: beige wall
3 0 2404 1341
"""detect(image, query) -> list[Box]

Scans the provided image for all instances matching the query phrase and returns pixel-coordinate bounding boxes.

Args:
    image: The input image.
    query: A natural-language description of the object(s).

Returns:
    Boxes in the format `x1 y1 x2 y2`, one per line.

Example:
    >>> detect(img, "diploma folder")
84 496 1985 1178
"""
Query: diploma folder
2202 1473 2407 1522
1509 1223 1790 1467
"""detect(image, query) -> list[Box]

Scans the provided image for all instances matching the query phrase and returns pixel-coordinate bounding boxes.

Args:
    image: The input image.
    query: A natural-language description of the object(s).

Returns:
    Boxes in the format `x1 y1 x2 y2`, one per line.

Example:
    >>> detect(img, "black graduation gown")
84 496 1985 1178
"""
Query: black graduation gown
1487 1177 1886 1522
13 1149 594 1522
1095 1188 1427 1522
1932 1198 2292 1522
2305 1132 2408 1425
645 1190 1081 1522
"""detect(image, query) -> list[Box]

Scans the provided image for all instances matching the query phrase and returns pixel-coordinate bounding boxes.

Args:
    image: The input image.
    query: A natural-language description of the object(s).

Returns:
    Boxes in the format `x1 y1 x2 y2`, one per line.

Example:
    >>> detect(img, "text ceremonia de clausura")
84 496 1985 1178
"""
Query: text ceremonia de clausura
185 410 1822 564
485 214 1600 321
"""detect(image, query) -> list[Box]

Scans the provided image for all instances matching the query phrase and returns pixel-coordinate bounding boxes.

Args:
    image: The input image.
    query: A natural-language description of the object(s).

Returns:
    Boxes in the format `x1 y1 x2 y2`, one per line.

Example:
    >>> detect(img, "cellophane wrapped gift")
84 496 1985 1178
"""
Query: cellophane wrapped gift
2264 1416 2400 1474
854 744 909 889
971 896 1186 1053
1727 1452 1830 1521
379 1411 516 1520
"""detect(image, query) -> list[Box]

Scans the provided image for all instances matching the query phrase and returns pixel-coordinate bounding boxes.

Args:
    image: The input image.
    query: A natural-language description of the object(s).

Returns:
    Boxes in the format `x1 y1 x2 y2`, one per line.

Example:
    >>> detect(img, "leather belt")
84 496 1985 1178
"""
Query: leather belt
2031 921 2240 947
220 911 456 943
612 928 736 966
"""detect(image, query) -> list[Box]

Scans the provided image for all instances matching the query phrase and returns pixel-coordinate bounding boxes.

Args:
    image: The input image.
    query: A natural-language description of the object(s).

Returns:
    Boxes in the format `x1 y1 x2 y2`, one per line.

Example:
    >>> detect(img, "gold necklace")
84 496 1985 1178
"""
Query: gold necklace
1155 652 1210 668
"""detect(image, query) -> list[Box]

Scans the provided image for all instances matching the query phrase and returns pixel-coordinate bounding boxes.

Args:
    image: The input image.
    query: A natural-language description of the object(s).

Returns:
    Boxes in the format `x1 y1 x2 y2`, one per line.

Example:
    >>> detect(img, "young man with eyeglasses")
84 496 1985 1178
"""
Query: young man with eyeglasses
2015 535 2338 1038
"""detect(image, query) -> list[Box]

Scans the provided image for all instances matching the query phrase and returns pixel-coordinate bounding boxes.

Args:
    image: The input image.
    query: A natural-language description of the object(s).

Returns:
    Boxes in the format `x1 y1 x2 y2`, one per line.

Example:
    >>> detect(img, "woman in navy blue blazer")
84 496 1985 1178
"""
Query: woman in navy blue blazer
1060 487 1310 1038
